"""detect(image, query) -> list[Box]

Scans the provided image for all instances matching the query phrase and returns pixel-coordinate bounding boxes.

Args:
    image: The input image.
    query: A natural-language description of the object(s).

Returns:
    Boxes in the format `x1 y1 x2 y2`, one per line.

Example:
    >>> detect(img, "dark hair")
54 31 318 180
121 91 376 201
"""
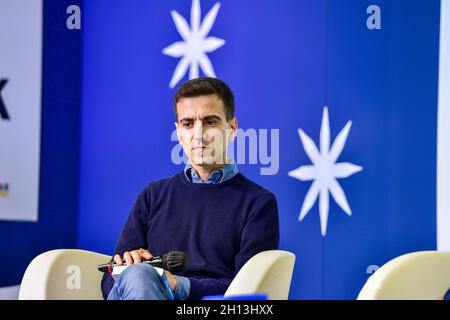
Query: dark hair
174 77 235 122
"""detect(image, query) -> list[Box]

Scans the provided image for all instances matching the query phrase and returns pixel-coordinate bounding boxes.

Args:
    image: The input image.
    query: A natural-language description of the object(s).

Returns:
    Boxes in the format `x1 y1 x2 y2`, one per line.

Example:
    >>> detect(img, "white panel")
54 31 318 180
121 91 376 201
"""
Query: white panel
438 0 450 251
0 0 42 221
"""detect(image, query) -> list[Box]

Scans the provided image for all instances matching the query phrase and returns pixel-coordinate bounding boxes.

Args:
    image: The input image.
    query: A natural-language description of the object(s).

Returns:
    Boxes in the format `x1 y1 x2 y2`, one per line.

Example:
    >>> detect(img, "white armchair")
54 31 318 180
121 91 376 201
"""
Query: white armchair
19 249 295 300
357 251 450 300
19 249 110 300
224 250 295 300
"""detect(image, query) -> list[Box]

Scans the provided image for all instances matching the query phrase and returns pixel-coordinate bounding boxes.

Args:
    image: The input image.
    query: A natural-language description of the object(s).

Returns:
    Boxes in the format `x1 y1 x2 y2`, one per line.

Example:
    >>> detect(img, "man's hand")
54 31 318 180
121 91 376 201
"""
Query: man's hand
165 270 177 292
114 248 153 265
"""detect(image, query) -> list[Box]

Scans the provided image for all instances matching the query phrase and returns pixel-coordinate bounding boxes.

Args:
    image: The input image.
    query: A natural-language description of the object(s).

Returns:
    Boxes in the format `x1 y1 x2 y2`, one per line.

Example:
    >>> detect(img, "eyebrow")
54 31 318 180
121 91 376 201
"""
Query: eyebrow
179 114 223 123
203 115 222 122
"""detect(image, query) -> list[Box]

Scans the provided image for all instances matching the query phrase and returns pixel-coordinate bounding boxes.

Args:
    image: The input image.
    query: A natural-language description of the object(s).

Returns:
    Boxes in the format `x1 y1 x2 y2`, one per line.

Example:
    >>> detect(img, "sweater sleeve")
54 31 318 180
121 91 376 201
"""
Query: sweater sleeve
187 277 233 300
187 192 280 300
100 186 151 299
234 192 280 272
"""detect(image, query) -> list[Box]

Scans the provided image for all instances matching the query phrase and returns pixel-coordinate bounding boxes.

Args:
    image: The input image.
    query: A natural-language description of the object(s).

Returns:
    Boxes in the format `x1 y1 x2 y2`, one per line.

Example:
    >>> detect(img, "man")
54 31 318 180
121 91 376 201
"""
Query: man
102 77 279 300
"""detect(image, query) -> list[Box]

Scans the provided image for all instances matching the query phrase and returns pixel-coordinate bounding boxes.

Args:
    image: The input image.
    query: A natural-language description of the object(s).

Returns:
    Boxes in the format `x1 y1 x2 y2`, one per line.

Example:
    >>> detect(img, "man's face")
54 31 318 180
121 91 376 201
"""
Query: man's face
175 94 237 166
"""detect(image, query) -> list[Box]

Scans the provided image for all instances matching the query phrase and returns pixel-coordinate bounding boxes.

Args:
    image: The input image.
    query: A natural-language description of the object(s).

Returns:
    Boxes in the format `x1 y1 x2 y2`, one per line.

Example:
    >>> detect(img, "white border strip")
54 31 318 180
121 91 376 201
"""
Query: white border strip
438 0 450 251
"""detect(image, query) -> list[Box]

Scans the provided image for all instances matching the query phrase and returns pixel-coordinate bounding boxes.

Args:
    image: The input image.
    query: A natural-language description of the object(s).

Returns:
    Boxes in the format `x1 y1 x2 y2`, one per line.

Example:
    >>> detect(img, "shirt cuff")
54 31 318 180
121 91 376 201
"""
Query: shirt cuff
174 275 190 300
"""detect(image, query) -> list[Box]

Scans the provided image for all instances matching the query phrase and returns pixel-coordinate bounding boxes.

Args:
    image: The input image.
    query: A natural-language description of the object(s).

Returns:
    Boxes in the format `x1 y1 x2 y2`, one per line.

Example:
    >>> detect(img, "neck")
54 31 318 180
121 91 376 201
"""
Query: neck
190 158 229 182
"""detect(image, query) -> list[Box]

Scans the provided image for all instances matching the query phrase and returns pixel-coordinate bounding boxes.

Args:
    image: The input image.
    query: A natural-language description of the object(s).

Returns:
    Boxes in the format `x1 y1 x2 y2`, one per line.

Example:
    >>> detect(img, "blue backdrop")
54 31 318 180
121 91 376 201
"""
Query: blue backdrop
0 0 440 300
77 0 440 299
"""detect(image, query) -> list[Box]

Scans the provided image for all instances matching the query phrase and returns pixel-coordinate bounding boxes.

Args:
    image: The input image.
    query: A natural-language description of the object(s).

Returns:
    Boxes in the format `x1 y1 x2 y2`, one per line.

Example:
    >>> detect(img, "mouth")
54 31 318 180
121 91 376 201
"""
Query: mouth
192 146 207 151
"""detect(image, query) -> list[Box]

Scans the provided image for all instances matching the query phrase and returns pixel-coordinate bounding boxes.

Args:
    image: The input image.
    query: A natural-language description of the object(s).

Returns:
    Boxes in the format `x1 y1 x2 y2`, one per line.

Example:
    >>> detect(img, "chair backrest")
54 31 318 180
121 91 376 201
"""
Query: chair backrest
19 249 110 300
224 250 296 300
358 251 450 300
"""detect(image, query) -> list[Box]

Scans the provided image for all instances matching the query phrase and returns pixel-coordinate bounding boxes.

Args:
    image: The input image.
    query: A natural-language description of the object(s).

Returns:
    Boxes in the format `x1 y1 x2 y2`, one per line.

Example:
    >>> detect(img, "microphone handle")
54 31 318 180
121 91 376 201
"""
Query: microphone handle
98 257 163 273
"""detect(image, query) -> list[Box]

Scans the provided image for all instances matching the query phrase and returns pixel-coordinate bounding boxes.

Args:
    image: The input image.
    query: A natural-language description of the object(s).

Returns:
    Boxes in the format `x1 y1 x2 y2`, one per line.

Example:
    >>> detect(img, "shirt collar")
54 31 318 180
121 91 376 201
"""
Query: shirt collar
184 159 239 184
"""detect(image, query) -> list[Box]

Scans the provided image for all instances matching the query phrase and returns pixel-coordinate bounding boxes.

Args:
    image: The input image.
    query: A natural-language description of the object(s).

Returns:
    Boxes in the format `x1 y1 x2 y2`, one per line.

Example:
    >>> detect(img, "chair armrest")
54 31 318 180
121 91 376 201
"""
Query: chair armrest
225 250 296 300
19 249 111 300
358 251 450 300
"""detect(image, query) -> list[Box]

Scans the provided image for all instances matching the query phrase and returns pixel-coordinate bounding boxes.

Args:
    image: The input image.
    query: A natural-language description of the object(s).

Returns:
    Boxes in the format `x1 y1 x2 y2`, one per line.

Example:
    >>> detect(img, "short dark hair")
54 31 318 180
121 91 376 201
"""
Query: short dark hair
174 77 235 122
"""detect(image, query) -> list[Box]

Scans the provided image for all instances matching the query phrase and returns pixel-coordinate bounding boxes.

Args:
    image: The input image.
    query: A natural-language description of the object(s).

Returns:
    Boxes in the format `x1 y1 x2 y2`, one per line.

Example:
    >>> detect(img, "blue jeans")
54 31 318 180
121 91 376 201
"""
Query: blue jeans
107 263 190 300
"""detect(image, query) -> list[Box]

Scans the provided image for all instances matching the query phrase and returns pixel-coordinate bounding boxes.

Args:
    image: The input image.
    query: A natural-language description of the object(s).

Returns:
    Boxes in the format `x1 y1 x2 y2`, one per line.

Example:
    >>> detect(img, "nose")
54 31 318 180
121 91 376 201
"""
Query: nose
193 120 203 143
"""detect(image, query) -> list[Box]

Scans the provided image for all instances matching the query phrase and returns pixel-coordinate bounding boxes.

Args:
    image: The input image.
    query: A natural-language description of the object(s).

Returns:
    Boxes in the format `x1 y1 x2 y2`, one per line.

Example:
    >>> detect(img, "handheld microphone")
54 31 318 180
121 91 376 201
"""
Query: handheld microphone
98 250 188 273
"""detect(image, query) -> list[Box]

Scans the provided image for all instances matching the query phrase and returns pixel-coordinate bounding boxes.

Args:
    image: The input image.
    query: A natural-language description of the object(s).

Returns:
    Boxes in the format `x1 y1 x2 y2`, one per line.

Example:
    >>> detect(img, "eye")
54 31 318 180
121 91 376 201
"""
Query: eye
206 119 218 126
182 121 193 129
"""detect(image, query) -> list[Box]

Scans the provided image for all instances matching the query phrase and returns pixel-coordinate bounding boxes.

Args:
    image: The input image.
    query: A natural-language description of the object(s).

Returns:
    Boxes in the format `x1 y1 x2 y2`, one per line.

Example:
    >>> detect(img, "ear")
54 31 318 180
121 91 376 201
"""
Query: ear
228 117 238 142
174 122 182 144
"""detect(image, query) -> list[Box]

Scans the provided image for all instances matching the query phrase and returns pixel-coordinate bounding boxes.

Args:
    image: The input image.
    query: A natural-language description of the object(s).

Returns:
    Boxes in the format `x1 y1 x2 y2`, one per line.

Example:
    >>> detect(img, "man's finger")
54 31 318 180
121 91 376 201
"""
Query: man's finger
143 251 153 260
114 254 123 265
139 248 153 260
123 251 133 264
131 250 142 263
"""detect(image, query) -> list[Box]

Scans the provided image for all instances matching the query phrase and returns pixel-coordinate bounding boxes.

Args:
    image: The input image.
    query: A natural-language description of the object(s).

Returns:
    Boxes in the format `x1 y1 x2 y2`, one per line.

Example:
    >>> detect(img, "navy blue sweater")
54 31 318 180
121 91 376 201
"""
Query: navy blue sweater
101 171 279 300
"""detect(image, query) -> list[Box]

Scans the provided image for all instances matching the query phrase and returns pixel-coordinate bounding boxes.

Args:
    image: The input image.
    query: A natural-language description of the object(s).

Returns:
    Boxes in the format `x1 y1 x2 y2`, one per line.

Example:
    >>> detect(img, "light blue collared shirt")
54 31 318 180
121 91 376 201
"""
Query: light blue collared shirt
184 159 239 184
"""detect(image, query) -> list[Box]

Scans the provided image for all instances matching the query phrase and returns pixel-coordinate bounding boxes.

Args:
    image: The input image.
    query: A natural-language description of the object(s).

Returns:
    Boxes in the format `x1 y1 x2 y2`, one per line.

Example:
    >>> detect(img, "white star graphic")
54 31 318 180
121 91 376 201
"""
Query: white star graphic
162 0 225 88
288 107 363 236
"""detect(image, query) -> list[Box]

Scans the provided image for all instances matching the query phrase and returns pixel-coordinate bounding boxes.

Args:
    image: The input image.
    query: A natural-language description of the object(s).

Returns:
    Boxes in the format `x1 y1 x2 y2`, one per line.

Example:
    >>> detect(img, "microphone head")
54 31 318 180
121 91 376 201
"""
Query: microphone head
162 251 188 273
